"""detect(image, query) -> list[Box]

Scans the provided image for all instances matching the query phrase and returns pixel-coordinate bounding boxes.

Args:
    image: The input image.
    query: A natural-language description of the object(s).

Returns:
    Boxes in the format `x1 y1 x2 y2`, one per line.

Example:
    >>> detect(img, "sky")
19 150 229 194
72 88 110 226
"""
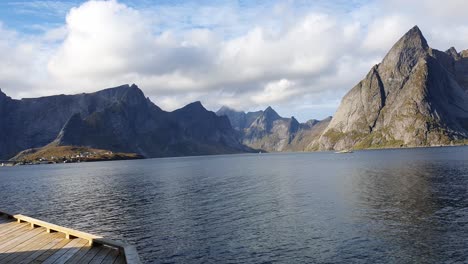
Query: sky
1 0 468 121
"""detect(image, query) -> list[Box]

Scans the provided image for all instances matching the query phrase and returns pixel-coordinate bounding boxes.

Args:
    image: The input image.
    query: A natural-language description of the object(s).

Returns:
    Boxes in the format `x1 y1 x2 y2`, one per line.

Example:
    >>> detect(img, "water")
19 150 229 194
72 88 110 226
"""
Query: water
1 147 468 263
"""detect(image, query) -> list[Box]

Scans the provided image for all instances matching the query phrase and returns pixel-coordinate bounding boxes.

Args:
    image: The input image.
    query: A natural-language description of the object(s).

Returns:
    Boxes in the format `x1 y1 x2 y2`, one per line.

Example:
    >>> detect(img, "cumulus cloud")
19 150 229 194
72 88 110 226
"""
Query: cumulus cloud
2 0 468 121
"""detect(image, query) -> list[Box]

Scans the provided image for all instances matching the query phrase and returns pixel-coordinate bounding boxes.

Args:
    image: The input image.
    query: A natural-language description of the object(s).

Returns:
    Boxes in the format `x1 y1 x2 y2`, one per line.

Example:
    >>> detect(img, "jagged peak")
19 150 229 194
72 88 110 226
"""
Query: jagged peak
97 84 142 94
381 25 430 71
393 25 428 50
263 106 281 120
405 26 427 44
446 46 458 54
180 101 206 111
445 47 461 60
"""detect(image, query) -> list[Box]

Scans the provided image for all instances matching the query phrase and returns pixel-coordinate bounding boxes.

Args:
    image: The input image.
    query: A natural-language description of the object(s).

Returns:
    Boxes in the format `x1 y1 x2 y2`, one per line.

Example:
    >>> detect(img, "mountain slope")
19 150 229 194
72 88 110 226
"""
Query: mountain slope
242 107 300 151
286 117 332 151
318 26 468 150
217 106 330 152
0 84 154 159
0 84 250 159
216 106 263 130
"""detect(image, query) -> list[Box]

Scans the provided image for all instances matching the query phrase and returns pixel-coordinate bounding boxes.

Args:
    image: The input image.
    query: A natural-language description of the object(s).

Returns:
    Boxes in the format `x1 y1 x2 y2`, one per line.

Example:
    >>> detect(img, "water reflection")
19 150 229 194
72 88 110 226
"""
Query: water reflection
1 148 468 263
351 159 468 263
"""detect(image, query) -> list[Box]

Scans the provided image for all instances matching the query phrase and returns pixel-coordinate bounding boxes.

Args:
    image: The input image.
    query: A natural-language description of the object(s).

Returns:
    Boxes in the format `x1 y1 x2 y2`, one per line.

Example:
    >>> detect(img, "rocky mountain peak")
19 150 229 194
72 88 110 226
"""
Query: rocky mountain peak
318 26 468 151
180 101 206 112
381 25 429 73
263 106 281 121
403 26 427 47
446 47 460 60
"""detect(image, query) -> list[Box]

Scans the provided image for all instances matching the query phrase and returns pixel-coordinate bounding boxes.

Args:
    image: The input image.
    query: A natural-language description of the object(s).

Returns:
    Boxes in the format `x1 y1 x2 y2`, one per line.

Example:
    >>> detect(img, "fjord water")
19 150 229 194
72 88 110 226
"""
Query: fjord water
1 147 467 263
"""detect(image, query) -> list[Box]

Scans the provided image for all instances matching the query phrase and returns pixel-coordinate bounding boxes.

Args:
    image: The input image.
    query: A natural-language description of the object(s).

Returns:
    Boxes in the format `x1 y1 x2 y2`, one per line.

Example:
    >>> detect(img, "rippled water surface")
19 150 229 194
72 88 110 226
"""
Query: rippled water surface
1 147 468 263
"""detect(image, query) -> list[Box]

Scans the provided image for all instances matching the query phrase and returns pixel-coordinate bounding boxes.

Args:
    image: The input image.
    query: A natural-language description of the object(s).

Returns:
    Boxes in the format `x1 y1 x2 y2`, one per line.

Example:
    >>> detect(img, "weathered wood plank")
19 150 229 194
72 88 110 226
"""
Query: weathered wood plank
113 254 127 264
19 237 68 264
0 222 28 236
101 248 120 264
89 246 112 264
47 238 89 264
0 210 141 263
0 224 31 243
0 226 44 253
63 245 93 264
0 230 59 262
41 238 87 264
15 235 65 264
75 245 102 263
29 237 72 264
0 221 19 233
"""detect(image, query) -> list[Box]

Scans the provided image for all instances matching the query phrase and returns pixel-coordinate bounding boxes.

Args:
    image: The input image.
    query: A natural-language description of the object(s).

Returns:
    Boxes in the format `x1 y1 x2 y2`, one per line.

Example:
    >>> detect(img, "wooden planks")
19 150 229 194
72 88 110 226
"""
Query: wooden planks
0 213 139 264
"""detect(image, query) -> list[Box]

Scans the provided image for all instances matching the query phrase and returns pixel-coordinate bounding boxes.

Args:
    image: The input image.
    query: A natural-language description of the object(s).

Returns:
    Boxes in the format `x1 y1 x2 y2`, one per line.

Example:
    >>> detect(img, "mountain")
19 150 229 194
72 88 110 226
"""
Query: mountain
242 106 300 151
0 84 250 159
286 117 332 151
318 26 468 150
217 106 330 152
216 106 263 130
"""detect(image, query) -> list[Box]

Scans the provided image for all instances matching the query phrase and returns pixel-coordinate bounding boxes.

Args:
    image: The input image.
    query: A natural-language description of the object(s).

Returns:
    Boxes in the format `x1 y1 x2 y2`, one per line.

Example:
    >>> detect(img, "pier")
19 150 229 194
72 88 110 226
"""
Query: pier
0 211 140 263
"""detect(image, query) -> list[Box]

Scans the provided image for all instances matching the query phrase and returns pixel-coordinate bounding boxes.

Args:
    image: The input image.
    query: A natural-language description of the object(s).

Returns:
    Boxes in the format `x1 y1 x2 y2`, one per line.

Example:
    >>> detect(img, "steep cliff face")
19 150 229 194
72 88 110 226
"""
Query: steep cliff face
1 84 250 159
217 106 329 152
286 117 332 151
242 107 300 151
0 84 150 159
319 26 468 150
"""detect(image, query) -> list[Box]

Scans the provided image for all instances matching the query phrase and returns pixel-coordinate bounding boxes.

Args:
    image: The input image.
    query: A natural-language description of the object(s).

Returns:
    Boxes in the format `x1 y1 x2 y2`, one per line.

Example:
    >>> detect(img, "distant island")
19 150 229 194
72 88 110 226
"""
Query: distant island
9 146 143 165
0 26 467 163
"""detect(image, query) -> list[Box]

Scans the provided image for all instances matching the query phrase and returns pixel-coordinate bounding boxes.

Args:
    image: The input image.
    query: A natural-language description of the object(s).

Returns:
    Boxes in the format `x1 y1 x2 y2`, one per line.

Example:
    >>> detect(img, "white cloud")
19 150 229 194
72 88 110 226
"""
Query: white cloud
252 79 299 105
2 0 468 121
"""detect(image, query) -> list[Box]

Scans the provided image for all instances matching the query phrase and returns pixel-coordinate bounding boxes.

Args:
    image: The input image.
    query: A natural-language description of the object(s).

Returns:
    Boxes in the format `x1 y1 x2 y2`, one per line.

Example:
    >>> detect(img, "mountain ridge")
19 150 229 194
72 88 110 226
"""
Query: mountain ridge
0 84 251 159
318 25 468 150
216 105 331 152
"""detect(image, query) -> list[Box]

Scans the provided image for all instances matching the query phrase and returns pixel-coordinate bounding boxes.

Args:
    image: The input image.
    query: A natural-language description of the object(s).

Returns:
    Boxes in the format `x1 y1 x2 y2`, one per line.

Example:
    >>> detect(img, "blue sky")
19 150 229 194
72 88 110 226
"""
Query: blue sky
0 0 467 121
0 0 368 35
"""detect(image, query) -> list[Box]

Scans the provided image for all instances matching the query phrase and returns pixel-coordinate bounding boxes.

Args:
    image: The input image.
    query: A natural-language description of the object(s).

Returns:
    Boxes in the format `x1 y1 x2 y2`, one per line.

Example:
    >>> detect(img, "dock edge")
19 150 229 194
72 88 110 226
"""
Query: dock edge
0 210 141 264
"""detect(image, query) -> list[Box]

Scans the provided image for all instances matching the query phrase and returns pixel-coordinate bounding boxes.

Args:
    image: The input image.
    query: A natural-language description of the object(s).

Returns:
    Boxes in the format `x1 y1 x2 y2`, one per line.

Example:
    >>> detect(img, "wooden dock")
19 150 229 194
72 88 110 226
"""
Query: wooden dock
0 211 141 264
